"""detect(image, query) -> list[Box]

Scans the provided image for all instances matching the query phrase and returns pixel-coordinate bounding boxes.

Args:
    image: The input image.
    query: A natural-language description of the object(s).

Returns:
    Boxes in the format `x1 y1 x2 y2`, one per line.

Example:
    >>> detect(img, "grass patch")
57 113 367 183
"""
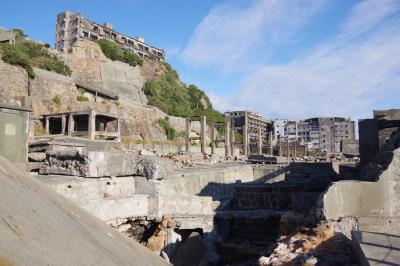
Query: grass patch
77 95 89 102
0 29 72 78
97 39 143 67
52 95 61 106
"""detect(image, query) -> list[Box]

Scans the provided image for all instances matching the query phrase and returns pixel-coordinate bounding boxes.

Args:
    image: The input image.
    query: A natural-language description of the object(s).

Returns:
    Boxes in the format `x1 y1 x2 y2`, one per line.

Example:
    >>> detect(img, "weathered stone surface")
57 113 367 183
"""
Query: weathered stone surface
40 150 174 178
172 232 207 266
0 155 168 266
135 156 174 180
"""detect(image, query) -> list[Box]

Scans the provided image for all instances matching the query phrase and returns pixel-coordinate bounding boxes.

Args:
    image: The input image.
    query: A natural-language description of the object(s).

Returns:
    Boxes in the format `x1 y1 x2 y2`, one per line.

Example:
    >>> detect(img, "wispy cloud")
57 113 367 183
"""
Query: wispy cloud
185 0 400 121
179 0 327 72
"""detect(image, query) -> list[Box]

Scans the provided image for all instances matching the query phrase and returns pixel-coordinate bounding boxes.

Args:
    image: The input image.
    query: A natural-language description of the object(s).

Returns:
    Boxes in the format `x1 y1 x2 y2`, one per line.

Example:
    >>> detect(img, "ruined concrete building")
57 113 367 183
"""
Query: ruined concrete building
55 11 165 60
359 108 400 165
272 117 356 153
0 28 16 44
225 111 273 156
40 110 120 141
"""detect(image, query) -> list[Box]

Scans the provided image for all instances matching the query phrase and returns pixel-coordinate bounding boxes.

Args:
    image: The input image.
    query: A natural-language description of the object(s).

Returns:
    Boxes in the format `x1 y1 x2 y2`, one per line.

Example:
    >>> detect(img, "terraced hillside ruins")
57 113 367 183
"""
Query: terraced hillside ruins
1 22 400 265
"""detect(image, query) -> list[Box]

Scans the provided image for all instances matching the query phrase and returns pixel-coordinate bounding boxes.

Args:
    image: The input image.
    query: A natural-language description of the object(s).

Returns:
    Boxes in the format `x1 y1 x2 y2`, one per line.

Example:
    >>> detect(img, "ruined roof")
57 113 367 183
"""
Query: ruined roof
0 155 168 266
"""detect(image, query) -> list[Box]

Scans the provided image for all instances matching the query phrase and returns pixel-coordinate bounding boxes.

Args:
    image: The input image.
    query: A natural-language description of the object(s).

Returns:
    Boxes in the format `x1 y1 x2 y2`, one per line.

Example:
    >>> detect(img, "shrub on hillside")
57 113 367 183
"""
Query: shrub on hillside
144 62 224 124
0 29 71 78
97 39 143 67
157 118 176 140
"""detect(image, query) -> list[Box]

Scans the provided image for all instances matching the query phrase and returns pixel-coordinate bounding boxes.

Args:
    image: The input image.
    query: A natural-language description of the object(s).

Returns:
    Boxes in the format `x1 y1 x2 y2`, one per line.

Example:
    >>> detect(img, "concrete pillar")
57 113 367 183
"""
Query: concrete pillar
185 117 190 152
45 117 49 135
257 129 262 155
211 123 216 155
287 137 290 158
230 128 235 157
269 133 273 156
200 116 206 154
224 116 230 158
88 110 96 140
243 113 249 157
61 115 66 135
68 114 74 136
278 136 282 156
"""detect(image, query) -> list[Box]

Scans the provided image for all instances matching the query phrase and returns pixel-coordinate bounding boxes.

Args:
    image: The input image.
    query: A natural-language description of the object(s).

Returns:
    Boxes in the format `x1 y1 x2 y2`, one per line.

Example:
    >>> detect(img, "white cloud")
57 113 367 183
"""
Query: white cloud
180 0 326 71
210 0 400 121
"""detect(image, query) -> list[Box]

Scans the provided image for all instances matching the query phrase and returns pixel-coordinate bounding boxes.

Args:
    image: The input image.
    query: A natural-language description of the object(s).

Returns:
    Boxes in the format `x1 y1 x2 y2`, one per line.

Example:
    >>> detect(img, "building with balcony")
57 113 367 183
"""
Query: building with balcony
55 11 165 61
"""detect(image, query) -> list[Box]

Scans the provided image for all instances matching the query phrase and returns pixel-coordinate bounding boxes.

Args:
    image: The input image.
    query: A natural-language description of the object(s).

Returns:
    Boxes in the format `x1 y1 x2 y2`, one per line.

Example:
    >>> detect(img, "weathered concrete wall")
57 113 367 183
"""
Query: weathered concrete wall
0 155 168 266
320 147 400 219
0 60 28 107
163 164 254 200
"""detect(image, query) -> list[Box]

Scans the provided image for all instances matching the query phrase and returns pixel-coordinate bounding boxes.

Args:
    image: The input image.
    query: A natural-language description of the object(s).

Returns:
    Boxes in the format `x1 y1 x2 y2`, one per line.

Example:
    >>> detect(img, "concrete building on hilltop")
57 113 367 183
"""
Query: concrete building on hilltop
55 11 165 60
0 28 16 44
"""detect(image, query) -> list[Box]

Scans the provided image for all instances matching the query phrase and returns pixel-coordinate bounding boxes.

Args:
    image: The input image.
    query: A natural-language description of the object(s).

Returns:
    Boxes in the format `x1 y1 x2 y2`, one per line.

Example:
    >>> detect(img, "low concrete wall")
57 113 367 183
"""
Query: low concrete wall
125 143 227 156
82 195 149 224
37 175 136 201
321 171 392 219
161 195 213 216
162 164 254 200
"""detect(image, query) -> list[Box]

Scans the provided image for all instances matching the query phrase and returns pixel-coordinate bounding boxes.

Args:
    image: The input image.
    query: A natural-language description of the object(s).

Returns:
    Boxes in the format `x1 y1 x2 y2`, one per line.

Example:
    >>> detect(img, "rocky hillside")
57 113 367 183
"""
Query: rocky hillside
0 31 222 142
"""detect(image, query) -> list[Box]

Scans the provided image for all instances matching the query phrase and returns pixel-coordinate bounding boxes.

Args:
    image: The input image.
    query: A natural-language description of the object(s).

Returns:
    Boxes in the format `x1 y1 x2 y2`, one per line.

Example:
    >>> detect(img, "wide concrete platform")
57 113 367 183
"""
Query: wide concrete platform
352 230 400 266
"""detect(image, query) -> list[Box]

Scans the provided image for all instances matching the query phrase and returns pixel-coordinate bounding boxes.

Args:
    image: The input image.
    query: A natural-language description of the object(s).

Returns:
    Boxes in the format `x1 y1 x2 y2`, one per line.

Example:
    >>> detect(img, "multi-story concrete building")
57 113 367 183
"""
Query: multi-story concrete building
55 11 165 60
225 111 272 156
303 117 355 153
272 119 288 141
272 117 356 153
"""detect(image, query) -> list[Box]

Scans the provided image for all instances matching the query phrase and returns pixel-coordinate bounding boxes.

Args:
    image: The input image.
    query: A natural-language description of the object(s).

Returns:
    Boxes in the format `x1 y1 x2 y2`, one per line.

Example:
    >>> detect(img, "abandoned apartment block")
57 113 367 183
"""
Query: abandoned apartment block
40 110 120 141
55 11 165 60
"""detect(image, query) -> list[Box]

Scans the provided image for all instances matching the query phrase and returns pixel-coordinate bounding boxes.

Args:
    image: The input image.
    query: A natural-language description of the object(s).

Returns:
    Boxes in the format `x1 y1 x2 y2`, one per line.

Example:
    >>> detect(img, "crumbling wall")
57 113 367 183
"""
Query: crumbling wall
319 128 400 219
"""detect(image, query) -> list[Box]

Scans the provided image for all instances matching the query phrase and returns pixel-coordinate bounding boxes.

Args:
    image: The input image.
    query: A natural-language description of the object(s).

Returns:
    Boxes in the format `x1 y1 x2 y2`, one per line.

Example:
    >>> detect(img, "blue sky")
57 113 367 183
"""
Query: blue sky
1 0 400 121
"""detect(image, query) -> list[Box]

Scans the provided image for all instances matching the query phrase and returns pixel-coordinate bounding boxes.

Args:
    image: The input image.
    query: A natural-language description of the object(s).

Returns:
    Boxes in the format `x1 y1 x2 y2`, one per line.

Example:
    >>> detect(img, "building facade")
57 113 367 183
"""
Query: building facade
272 117 356 153
225 111 272 156
55 11 165 60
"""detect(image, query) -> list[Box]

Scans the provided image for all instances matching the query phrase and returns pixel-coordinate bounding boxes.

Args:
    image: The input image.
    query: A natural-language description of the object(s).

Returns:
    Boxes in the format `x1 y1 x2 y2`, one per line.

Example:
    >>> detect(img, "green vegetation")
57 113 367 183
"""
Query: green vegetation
0 29 72 79
144 62 224 124
157 118 176 140
52 95 61 106
77 95 89 102
97 39 143 67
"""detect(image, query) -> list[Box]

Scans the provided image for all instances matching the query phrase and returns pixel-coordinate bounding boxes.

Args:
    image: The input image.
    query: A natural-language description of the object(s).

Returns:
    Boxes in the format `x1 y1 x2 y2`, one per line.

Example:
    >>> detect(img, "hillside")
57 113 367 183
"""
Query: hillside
0 30 222 142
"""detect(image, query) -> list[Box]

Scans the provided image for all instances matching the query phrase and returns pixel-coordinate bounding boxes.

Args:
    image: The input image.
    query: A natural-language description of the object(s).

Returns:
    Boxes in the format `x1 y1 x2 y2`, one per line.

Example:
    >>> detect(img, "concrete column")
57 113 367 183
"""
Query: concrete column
88 110 96 140
61 115 66 135
278 136 282 156
185 117 190 152
211 123 216 155
68 114 74 136
257 129 262 155
200 116 206 154
230 128 235 156
269 133 273 156
224 116 231 158
243 113 249 157
287 137 290 158
45 117 49 135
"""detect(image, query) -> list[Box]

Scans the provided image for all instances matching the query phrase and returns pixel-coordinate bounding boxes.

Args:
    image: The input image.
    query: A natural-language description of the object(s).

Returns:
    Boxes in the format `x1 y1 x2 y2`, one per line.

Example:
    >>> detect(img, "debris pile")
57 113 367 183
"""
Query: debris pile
258 225 356 266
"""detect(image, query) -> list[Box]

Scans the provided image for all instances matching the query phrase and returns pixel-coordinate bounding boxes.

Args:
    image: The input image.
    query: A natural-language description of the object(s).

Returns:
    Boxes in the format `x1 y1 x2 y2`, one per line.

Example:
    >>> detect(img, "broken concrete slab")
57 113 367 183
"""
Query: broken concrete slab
40 150 174 178
0 155 168 266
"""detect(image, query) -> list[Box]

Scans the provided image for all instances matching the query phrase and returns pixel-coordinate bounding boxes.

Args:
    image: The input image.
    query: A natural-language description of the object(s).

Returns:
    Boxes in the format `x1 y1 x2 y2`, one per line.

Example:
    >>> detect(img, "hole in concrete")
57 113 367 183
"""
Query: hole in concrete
106 182 111 185
67 185 72 188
